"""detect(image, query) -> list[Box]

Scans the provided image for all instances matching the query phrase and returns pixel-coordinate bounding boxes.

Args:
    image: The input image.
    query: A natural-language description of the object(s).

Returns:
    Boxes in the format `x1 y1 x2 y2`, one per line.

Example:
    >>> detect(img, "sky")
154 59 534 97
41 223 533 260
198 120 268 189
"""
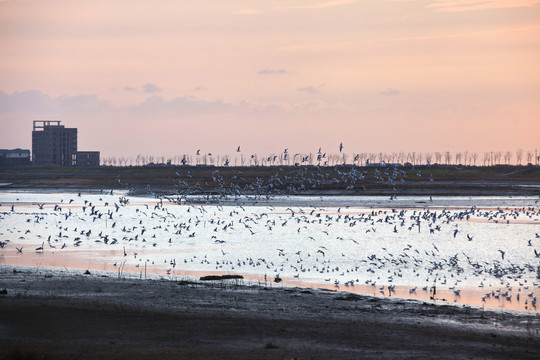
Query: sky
1 0 539 160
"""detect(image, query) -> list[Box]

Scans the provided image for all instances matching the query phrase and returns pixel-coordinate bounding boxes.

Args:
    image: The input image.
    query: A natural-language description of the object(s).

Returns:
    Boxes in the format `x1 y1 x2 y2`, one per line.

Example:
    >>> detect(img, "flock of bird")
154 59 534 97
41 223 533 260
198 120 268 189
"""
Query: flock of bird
1 181 539 311
142 164 424 202
130 144 444 200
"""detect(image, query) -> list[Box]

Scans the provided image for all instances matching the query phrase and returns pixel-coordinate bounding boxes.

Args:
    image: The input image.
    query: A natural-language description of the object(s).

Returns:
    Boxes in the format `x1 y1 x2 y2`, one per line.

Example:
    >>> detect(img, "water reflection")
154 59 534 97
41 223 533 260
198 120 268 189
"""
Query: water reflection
1 192 539 313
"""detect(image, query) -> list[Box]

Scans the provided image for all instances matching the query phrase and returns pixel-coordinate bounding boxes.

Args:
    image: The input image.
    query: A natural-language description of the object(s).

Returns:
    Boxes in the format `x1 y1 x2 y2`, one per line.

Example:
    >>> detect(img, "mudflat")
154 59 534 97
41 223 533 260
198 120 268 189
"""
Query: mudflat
1 266 539 359
1 165 539 196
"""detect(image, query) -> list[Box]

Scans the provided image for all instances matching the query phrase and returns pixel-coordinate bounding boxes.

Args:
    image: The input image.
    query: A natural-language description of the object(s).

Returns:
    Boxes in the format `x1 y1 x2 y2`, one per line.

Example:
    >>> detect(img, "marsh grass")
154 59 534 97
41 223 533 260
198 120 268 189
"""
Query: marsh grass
264 341 279 349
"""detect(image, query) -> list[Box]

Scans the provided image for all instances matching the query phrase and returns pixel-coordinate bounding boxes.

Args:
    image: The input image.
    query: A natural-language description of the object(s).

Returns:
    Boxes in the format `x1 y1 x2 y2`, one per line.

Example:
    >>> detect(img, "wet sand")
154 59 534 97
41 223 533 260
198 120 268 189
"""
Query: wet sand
1 265 539 359
2 246 535 312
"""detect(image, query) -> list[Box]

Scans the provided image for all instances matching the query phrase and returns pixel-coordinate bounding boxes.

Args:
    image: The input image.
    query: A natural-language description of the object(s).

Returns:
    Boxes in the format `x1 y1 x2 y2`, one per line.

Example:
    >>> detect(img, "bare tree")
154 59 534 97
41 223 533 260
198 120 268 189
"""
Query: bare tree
425 152 433 165
367 153 376 165
516 149 523 165
341 153 348 165
503 151 512 165
434 152 442 164
444 151 451 165
405 152 412 164
493 151 502 165
455 152 462 165
471 152 478 166
397 152 404 164
483 152 490 166
526 151 534 164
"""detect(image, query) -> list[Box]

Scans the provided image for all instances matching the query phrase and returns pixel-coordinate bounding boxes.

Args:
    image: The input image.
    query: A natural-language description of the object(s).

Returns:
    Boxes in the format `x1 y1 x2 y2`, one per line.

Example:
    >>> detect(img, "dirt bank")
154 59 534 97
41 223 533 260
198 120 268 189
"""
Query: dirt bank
1 165 540 196
1 266 539 359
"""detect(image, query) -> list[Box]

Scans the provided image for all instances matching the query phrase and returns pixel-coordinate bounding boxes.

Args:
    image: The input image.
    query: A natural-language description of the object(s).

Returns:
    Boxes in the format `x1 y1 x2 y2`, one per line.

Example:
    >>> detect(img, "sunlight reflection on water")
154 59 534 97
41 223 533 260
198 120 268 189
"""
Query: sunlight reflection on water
1 191 539 312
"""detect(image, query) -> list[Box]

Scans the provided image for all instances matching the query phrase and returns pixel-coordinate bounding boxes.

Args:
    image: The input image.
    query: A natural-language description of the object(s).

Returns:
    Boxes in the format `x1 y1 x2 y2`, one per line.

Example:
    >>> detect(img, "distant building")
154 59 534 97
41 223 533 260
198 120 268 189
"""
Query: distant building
76 151 100 167
31 120 100 167
32 120 77 167
0 148 31 167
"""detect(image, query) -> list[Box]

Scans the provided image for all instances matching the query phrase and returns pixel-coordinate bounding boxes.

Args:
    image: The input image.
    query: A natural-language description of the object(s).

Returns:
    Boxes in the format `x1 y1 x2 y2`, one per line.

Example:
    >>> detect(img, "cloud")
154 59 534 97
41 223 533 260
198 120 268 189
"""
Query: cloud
0 90 330 128
0 90 108 116
134 95 233 118
142 83 162 93
298 84 325 94
298 86 318 94
381 88 401 96
124 86 137 92
257 69 288 75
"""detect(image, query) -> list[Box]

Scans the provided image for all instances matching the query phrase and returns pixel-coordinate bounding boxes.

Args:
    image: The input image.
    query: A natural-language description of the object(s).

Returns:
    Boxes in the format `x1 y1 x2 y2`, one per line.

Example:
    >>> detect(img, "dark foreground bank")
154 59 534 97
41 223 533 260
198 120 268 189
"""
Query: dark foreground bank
1 266 539 360
1 164 540 197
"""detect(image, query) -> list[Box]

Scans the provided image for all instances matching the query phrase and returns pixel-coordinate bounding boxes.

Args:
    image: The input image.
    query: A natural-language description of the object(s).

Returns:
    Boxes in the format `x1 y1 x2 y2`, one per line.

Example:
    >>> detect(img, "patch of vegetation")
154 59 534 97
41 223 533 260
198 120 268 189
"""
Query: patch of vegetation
264 341 279 349
199 275 244 281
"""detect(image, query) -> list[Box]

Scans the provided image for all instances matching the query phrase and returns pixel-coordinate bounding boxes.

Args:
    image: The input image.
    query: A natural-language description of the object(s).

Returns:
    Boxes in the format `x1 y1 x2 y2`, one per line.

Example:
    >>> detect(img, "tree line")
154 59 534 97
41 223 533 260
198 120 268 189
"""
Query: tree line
100 149 539 167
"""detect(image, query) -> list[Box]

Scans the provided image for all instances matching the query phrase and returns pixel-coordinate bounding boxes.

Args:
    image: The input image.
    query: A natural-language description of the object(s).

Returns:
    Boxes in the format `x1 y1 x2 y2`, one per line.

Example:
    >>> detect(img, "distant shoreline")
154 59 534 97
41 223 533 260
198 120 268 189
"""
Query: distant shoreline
1 164 539 197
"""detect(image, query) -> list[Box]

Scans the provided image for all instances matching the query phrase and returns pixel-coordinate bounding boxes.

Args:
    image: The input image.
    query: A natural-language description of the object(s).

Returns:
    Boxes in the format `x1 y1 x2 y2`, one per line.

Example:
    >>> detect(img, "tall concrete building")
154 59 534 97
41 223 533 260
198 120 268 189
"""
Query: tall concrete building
32 120 78 167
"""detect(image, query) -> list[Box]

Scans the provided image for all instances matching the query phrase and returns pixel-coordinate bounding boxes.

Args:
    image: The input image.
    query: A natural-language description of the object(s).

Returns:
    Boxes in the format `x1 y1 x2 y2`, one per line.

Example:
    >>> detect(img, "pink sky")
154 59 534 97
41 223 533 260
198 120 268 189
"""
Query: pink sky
1 0 539 159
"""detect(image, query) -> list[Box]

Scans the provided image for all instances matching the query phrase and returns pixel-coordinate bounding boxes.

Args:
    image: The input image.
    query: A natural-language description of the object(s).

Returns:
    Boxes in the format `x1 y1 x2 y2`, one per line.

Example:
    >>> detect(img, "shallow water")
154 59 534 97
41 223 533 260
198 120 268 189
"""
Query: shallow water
1 191 539 312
